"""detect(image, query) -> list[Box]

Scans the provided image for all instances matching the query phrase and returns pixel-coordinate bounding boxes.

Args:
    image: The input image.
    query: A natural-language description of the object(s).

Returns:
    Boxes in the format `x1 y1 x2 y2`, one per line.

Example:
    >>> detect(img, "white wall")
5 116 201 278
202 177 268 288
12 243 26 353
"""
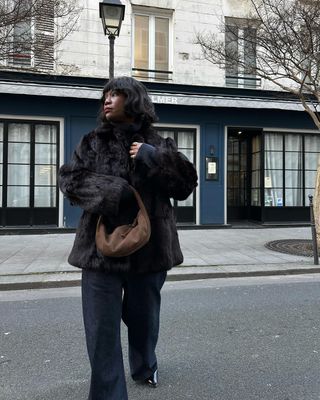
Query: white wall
54 0 263 89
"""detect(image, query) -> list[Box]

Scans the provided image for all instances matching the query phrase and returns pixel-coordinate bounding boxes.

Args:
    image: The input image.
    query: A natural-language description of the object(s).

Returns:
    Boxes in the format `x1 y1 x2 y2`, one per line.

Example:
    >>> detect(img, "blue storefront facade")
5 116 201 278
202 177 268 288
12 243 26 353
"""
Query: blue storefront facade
155 102 317 226
0 73 318 229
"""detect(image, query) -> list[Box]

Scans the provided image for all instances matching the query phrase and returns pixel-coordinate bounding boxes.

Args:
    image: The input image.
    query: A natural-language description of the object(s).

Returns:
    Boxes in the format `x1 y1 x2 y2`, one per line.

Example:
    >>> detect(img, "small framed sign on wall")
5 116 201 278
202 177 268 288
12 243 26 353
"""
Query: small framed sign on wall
206 157 218 180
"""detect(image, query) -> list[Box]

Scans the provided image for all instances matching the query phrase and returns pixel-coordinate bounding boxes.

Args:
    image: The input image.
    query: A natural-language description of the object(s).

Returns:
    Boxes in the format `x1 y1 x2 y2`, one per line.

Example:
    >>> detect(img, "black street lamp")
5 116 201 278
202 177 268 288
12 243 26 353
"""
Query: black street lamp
99 0 125 79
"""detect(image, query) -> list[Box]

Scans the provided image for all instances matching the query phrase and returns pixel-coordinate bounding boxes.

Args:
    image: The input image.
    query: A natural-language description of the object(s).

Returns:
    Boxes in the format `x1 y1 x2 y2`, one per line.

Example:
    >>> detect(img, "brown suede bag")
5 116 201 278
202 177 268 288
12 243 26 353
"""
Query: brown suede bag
95 187 151 257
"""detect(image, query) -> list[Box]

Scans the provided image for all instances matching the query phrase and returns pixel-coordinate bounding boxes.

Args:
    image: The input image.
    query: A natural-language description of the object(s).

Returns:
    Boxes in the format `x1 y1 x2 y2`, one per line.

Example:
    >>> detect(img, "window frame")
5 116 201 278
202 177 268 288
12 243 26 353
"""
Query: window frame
7 0 55 70
225 17 260 89
131 6 173 81
263 131 320 207
10 17 33 67
0 117 61 226
154 126 197 224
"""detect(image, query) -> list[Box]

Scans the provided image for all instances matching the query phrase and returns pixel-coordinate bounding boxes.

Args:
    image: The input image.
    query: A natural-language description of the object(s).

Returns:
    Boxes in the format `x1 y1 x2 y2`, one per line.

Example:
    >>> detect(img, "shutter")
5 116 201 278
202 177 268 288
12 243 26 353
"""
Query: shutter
34 0 54 70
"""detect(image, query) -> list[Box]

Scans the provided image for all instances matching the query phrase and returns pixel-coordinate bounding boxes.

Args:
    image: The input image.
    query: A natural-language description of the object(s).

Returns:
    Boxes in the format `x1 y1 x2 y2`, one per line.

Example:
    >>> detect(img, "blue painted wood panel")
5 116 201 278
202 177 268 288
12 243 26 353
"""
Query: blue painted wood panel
155 104 316 225
0 93 317 226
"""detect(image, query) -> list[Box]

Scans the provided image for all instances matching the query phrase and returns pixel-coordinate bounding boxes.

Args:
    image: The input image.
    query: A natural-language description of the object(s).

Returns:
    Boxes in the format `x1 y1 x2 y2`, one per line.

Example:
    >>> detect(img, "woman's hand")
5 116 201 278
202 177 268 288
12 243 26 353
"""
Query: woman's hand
129 142 143 158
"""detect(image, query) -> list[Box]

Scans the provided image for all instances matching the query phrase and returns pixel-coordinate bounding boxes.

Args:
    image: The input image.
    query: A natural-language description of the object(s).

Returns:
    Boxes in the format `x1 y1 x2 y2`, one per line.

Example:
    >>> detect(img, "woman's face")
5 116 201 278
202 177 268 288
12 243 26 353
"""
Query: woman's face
103 90 134 123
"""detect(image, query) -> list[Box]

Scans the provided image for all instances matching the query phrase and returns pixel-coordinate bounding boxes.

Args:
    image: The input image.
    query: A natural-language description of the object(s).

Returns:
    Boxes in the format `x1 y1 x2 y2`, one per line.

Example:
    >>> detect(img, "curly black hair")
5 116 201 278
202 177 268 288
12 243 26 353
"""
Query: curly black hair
99 76 158 124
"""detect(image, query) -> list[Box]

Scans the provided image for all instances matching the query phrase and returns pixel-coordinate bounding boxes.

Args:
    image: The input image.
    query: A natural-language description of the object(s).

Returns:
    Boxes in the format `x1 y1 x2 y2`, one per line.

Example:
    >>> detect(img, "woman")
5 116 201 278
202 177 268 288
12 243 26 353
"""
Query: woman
58 77 198 400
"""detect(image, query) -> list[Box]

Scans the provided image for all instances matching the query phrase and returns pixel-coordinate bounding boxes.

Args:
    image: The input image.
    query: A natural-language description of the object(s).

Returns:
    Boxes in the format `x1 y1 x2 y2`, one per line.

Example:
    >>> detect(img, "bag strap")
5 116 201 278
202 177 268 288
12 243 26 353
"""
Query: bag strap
129 186 148 216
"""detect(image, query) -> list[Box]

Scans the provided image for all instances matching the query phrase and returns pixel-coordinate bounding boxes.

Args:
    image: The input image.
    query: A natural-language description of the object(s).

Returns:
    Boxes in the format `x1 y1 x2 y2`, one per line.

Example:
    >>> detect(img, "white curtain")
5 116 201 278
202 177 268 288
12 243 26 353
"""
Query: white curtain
264 134 283 206
157 129 195 207
265 133 304 207
305 135 320 204
6 123 57 208
34 125 57 207
177 131 194 207
284 134 303 206
7 123 30 207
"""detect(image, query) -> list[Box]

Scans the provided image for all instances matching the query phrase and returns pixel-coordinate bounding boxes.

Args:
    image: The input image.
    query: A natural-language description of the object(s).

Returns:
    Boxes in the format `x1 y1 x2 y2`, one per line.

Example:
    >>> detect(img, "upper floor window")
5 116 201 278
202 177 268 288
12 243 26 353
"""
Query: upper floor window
225 17 259 89
7 0 54 70
132 6 172 81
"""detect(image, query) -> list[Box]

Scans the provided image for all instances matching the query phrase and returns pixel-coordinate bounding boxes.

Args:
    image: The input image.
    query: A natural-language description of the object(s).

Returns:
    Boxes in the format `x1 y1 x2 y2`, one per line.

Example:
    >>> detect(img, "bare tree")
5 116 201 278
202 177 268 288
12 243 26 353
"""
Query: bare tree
0 0 81 70
196 0 320 243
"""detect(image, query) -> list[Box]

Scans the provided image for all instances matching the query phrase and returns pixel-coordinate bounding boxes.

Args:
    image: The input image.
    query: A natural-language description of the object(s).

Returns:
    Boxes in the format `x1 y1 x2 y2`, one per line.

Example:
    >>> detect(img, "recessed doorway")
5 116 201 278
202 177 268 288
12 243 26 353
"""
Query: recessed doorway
227 127 263 223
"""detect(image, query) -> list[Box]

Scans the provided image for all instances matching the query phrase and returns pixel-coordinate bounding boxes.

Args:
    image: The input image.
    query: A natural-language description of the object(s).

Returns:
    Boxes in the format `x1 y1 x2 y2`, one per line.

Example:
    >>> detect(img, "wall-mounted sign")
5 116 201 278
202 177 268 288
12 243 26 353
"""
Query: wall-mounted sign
208 162 216 174
206 157 218 180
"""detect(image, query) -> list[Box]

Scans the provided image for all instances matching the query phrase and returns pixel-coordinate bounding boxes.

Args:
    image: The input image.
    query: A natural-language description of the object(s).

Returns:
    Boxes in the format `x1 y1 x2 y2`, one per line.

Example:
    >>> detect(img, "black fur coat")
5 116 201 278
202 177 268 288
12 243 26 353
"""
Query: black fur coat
58 120 198 274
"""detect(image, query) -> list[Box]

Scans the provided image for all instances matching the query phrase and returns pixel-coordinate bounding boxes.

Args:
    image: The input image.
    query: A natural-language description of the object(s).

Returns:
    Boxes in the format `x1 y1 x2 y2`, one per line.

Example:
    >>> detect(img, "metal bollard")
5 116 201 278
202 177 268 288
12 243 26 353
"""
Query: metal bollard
308 195 319 265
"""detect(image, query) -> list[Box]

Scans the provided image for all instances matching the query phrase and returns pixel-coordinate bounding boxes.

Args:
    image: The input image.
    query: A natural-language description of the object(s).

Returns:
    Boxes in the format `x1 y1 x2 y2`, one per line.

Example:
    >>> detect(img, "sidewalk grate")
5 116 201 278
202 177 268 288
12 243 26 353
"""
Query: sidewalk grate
265 239 313 257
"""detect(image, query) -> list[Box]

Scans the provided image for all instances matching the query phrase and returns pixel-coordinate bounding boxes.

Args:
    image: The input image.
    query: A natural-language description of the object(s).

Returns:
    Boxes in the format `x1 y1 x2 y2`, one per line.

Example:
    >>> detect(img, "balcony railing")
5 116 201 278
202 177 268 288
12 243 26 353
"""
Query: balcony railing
226 75 261 89
132 67 173 82
9 52 32 67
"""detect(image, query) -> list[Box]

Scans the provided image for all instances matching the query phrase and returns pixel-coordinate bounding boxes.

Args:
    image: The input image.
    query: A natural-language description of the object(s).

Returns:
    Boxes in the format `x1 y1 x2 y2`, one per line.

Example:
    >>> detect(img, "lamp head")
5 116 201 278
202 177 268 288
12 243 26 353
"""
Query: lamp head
99 0 125 37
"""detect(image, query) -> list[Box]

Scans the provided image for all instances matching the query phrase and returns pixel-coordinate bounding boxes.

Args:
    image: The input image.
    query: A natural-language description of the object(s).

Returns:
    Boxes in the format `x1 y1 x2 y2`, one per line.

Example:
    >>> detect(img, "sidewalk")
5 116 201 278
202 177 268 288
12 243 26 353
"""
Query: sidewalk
0 226 318 290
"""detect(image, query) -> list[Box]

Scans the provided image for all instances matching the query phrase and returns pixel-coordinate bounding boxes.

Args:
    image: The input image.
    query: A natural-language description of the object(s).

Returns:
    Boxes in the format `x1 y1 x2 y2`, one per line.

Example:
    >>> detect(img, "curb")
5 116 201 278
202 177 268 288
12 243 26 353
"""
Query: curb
1 265 320 290
166 267 320 281
0 279 81 291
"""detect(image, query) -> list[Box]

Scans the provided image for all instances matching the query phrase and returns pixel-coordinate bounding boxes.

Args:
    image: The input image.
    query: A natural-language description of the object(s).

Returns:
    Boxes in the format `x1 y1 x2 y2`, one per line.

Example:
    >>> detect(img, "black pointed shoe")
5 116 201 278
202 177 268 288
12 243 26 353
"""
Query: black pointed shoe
145 370 158 388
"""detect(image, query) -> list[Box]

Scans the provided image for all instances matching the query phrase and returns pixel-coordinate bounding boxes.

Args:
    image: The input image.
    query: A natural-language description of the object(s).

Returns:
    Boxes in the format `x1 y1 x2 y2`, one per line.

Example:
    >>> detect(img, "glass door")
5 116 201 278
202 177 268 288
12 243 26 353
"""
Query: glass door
0 120 59 226
227 128 263 222
227 132 248 220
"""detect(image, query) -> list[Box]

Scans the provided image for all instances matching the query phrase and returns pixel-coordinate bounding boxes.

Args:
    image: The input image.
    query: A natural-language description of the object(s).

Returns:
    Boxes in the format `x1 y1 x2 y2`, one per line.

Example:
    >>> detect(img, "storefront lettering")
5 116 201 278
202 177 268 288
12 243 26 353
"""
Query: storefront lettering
151 95 178 105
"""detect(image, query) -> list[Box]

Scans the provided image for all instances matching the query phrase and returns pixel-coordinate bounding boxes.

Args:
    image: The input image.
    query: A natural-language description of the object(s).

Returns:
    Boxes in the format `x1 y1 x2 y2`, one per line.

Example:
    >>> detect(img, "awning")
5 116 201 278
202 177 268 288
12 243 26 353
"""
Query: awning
0 80 305 112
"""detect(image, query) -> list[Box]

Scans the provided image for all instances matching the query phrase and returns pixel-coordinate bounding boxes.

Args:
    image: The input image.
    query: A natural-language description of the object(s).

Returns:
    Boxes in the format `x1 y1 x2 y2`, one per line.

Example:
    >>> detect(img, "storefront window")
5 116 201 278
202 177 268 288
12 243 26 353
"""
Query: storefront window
7 123 31 207
34 124 57 207
305 135 320 204
264 132 320 207
264 134 283 206
0 119 59 226
284 134 303 206
158 129 195 207
156 127 196 223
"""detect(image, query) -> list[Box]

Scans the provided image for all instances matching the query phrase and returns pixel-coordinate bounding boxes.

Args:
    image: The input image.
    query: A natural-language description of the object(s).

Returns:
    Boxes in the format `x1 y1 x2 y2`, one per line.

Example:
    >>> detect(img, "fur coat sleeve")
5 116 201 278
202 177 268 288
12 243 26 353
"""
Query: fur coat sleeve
58 133 131 217
135 137 198 200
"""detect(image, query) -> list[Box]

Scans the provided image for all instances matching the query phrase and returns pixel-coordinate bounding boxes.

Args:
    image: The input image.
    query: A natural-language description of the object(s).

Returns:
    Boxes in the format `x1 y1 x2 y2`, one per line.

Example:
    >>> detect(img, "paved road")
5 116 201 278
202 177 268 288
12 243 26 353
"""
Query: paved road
1 275 320 400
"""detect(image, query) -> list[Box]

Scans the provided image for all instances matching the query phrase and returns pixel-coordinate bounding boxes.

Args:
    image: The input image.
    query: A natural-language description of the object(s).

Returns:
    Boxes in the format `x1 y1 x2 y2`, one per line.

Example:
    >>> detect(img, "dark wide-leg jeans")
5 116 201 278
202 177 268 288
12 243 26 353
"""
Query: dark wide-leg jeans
82 269 167 400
